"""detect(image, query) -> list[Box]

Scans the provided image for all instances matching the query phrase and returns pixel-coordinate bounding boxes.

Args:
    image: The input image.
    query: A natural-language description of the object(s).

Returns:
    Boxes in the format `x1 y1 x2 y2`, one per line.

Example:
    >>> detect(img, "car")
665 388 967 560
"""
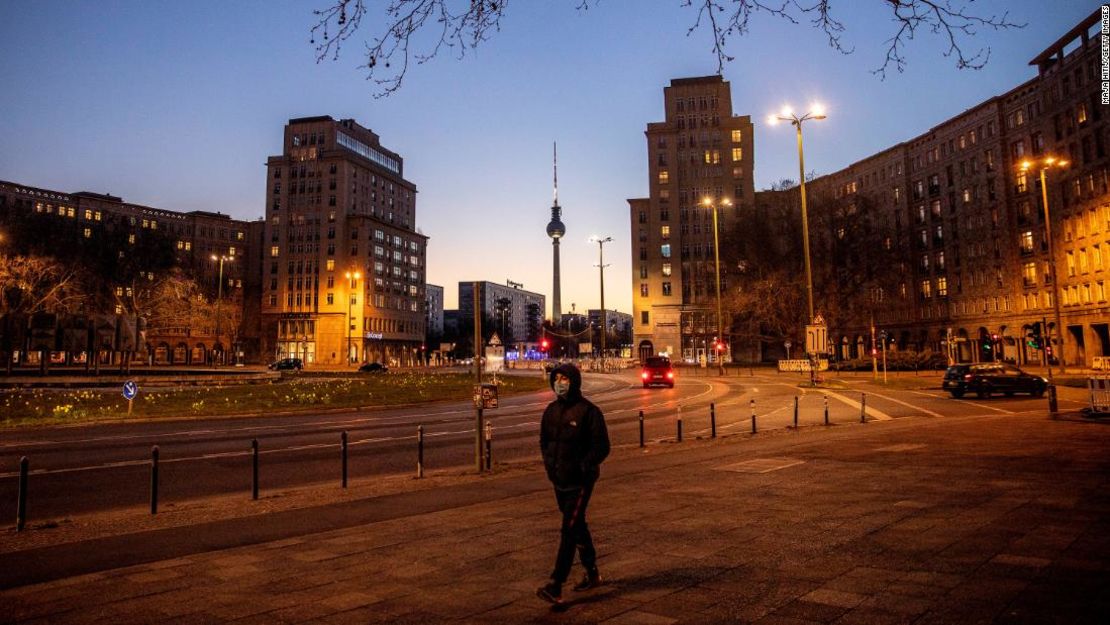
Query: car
641 356 675 388
943 363 1047 399
268 357 303 371
358 362 388 373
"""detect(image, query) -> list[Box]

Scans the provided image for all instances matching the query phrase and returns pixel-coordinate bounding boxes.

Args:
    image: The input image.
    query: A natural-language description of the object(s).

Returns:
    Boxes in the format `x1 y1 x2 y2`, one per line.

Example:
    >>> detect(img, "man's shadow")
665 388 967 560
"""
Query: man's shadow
547 565 734 613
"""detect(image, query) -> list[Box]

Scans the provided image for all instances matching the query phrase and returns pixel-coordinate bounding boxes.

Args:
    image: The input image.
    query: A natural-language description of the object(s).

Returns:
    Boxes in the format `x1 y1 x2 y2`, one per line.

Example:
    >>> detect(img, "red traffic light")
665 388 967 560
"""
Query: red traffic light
541 339 549 351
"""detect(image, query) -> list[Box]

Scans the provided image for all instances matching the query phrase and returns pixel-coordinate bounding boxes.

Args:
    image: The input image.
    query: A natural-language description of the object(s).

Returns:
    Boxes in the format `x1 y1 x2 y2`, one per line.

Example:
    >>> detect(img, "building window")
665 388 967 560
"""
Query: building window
1015 172 1028 194
1020 231 1034 254
1023 261 1037 287
937 276 947 296
731 147 742 161
640 283 649 297
731 130 742 143
920 280 932 299
658 170 669 184
662 282 672 296
83 228 92 239
326 259 335 271
661 225 670 239
661 244 671 258
326 293 334 305
661 262 672 277
641 311 650 324
271 246 279 257
640 265 648 279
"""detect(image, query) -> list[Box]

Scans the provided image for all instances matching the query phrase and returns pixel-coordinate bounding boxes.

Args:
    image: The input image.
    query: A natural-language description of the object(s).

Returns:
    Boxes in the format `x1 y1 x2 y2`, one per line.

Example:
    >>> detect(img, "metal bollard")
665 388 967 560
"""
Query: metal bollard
793 396 799 428
677 408 683 443
341 431 348 489
750 398 757 434
639 410 645 448
1048 385 1058 416
417 425 425 478
251 439 259 500
150 446 159 515
484 421 493 470
860 393 866 423
710 402 716 438
16 456 28 532
824 395 829 426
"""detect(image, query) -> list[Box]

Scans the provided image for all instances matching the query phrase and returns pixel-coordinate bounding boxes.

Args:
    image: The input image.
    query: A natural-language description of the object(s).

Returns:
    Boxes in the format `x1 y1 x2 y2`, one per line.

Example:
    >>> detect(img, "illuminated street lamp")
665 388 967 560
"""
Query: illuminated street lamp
702 196 732 375
210 254 234 366
344 270 362 366
589 236 612 358
1020 156 1069 377
767 103 826 324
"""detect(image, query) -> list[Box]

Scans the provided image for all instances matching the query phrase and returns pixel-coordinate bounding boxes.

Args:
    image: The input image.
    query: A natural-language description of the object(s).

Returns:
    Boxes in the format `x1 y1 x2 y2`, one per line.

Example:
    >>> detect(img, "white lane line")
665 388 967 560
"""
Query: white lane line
824 391 893 421
956 400 1015 414
856 390 946 418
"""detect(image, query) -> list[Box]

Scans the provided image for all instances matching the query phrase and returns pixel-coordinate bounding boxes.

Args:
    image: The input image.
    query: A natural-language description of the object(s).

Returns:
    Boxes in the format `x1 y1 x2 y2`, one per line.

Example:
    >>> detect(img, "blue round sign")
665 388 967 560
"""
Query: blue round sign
122 380 138 401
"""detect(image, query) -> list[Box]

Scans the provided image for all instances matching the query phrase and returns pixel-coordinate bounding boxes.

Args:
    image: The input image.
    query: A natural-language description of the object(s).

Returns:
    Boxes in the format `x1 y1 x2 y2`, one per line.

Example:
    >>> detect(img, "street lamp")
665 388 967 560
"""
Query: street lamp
210 254 233 366
1020 156 1069 377
589 236 612 359
767 103 826 324
702 196 732 375
344 270 362 366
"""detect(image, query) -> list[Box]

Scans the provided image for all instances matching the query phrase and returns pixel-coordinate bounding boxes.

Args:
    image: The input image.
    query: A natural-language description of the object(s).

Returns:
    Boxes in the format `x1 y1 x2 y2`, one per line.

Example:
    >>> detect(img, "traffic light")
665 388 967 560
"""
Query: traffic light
540 338 549 352
1027 322 1042 349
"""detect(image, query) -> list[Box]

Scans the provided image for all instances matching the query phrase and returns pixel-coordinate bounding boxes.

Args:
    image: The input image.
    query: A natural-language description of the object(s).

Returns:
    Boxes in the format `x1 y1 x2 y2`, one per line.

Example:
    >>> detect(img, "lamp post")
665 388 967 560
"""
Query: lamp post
1020 156 1069 377
210 254 233 366
702 197 732 375
768 104 826 324
344 270 362 366
589 236 612 358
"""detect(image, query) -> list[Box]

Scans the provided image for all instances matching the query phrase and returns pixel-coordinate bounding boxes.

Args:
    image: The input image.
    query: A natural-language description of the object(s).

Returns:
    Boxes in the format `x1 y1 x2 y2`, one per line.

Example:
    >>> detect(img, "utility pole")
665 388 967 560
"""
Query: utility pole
473 282 484 473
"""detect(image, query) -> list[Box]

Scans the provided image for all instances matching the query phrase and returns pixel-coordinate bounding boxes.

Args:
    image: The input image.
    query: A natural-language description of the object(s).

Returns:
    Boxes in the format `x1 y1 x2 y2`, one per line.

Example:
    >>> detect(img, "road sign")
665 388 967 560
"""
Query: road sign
488 332 502 347
473 383 499 409
122 380 138 401
805 324 828 355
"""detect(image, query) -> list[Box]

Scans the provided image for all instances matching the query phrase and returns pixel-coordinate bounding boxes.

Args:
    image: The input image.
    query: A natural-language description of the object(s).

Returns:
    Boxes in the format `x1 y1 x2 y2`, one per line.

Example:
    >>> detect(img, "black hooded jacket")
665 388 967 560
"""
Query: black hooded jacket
540 363 610 488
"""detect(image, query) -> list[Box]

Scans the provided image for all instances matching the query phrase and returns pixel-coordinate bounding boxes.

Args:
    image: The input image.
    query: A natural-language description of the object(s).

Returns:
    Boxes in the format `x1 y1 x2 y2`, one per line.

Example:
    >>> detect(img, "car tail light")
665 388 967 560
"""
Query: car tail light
964 374 972 381
641 371 649 380
666 371 674 379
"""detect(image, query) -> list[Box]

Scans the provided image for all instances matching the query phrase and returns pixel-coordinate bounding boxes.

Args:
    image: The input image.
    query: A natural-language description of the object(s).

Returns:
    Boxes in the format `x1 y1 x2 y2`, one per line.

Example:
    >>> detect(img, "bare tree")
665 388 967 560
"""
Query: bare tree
0 254 88 315
311 0 1024 97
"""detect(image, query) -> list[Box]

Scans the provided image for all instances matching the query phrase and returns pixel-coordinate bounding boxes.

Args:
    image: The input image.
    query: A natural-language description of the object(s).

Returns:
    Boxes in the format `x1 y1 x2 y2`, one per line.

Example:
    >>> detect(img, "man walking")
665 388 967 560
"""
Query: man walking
536 363 610 605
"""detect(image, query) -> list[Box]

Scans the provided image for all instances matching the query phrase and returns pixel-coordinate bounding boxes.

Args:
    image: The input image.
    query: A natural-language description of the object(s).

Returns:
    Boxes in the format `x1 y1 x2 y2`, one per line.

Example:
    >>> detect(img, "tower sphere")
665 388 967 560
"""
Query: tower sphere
547 219 565 239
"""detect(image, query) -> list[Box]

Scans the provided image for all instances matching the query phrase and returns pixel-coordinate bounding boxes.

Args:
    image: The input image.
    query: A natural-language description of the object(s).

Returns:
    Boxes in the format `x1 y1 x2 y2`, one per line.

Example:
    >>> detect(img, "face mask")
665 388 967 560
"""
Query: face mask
554 381 570 397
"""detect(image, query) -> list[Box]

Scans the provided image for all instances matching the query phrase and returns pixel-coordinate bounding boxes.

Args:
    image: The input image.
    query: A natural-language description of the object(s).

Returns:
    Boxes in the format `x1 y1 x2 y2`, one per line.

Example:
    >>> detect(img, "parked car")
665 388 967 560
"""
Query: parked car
943 363 1047 399
641 356 675 388
358 362 388 373
268 357 303 371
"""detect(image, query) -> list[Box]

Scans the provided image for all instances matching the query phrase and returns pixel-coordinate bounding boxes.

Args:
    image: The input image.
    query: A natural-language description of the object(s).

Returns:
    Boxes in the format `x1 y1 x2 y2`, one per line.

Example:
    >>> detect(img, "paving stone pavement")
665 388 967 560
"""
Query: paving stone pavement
2 411 1109 624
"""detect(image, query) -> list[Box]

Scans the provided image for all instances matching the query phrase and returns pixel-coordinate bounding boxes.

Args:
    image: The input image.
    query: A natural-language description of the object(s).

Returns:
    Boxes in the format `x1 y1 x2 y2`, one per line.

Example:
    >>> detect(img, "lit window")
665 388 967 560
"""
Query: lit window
731 147 742 162
662 262 672 277
185 242 191 251
658 170 669 184
326 259 335 271
128 234 136 245
731 130 742 143
640 284 649 297
920 280 932 299
937 277 947 297
83 228 92 238
660 244 671 258
1020 231 1034 253
271 246 279 257
661 226 670 239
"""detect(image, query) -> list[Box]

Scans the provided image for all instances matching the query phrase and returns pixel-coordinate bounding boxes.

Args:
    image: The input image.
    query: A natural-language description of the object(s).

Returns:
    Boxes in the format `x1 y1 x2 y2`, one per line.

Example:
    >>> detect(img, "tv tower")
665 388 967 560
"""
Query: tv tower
545 143 565 326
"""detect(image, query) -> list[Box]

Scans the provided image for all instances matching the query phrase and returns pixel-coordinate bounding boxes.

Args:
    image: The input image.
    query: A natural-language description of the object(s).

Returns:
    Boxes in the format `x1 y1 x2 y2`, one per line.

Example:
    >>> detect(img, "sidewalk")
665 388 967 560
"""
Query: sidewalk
3 412 1109 624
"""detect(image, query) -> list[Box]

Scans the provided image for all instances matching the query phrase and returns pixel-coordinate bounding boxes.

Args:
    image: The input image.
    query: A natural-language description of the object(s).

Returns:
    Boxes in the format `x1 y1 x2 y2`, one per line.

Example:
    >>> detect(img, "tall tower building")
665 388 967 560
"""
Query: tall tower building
546 144 566 324
262 116 428 366
628 76 756 363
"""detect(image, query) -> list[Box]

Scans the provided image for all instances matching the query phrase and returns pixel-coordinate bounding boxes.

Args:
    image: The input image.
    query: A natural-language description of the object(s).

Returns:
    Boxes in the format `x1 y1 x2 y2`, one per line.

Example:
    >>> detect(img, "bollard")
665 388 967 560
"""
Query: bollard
251 439 259 500
150 446 159 515
341 431 348 489
793 396 799 429
417 425 425 478
677 409 683 443
860 393 866 423
1048 385 1058 416
710 402 716 438
639 410 645 448
750 398 757 434
16 456 28 532
824 395 829 426
484 421 493 471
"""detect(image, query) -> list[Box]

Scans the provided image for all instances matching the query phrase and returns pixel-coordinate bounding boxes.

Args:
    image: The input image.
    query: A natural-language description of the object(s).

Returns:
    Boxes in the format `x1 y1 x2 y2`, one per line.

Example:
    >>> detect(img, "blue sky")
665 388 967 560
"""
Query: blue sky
0 1 1100 315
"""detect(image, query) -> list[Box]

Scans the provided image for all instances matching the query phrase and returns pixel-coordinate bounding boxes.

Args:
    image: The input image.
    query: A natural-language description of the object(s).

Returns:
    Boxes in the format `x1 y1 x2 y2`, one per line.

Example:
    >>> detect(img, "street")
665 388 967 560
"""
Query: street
0 368 1091 523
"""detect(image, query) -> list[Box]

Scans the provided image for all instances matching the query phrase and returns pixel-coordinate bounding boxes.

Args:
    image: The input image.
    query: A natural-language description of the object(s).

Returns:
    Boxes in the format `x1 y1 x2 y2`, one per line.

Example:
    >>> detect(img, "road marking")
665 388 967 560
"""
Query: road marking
824 391 893 420
856 390 946 418
957 400 1015 414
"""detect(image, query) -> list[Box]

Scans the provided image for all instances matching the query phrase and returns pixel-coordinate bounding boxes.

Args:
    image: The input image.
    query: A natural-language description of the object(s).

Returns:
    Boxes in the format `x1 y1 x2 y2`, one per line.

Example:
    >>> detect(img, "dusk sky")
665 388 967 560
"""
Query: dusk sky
0 1 1099 316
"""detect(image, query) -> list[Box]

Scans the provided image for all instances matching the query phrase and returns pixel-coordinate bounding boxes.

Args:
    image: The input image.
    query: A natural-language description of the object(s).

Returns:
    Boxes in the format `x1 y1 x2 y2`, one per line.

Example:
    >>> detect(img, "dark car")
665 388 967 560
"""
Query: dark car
268 357 303 371
358 362 388 373
943 363 1047 399
641 356 675 388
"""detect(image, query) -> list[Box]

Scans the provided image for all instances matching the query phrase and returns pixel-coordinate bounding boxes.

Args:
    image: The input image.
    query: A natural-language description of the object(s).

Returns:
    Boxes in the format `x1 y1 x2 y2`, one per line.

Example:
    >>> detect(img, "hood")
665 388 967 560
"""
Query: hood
549 362 583 401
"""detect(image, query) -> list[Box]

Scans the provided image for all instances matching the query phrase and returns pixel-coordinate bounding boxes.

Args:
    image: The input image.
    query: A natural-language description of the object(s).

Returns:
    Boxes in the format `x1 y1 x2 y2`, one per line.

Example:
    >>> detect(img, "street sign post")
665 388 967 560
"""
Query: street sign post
122 380 138 416
473 383 499 409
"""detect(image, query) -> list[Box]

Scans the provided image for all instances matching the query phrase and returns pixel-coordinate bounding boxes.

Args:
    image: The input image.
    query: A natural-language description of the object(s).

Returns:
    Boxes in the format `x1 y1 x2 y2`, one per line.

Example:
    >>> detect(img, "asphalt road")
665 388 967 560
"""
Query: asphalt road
0 368 1089 523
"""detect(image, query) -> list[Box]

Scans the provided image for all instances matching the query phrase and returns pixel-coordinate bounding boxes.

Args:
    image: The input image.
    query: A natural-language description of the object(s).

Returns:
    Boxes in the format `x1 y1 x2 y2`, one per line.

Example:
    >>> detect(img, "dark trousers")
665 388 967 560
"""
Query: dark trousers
551 483 597 584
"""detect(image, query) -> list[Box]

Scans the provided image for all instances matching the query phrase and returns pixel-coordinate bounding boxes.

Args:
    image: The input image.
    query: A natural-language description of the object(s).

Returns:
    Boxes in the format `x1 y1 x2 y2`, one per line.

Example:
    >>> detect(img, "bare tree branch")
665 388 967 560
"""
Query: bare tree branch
310 0 1025 97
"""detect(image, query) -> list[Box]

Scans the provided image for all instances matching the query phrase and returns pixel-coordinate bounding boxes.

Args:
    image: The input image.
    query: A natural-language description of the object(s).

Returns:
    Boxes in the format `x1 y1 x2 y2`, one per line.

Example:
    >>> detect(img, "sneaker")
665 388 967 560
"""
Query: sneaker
536 581 563 604
572 571 602 592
